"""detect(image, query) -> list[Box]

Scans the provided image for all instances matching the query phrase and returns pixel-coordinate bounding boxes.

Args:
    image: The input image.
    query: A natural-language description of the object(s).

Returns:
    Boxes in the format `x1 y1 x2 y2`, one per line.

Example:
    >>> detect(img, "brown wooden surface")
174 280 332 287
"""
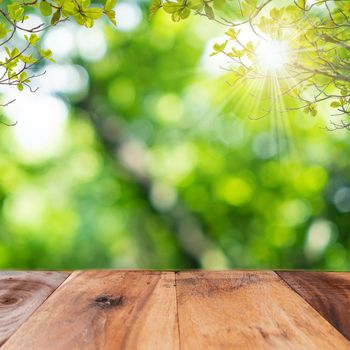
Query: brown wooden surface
176 271 350 350
0 271 68 346
2 270 179 350
277 271 350 341
1 270 350 349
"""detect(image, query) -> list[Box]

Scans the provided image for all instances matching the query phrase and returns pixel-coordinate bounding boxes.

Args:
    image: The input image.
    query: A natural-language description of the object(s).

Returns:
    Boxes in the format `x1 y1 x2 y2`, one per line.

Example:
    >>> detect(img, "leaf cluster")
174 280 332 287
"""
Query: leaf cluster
155 0 350 128
0 0 116 99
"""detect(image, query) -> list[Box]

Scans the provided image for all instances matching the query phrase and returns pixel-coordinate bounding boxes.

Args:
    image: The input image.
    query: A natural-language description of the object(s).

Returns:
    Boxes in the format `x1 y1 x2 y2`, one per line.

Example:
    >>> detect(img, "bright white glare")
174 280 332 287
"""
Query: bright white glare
304 219 334 260
38 64 89 94
6 92 68 160
256 40 289 72
115 3 142 32
77 26 107 61
43 26 76 59
44 23 107 62
238 24 260 45
307 0 332 11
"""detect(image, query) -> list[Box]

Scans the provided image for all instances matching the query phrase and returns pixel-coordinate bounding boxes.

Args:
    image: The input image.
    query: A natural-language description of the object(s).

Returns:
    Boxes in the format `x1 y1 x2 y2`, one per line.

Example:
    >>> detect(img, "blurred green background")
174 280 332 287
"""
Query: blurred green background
0 0 349 270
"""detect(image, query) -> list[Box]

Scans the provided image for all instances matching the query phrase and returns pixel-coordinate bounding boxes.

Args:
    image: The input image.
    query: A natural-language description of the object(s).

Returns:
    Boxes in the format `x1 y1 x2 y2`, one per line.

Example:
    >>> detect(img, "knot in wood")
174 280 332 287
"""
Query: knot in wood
93 295 123 309
0 297 18 305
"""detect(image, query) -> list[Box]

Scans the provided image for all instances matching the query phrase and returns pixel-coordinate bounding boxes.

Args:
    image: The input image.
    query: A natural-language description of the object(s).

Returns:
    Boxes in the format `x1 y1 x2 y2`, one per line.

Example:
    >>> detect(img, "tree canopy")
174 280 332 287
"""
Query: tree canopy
155 0 350 129
2 0 350 129
0 0 115 99
0 0 349 270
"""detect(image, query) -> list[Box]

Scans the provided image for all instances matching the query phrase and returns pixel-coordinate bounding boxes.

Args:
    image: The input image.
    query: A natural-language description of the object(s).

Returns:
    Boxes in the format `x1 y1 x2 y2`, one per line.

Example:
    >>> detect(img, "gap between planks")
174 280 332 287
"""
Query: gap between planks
175 270 350 350
1 271 179 350
276 270 350 342
2 270 350 350
0 271 70 347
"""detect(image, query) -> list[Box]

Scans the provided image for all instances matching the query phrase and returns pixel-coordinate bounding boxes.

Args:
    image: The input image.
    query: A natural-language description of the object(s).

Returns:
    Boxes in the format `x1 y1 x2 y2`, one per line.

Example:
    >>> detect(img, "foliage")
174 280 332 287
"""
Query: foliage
3 0 350 130
0 0 115 97
0 6 349 270
156 0 350 129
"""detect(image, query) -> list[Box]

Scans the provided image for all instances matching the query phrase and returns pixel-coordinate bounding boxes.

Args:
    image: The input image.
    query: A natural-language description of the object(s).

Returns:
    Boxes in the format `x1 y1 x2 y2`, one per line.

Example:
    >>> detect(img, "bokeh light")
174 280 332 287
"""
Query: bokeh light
0 2 349 271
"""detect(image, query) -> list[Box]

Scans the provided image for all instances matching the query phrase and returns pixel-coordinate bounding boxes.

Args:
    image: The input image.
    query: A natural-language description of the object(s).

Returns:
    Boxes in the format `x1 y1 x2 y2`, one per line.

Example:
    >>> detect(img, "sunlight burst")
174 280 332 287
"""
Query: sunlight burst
256 40 290 73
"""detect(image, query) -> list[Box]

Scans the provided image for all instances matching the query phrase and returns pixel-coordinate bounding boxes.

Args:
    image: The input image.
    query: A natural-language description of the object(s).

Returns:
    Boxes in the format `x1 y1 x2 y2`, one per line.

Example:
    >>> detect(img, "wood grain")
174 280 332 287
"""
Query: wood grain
2 270 179 350
0 271 68 346
176 271 350 350
277 271 350 341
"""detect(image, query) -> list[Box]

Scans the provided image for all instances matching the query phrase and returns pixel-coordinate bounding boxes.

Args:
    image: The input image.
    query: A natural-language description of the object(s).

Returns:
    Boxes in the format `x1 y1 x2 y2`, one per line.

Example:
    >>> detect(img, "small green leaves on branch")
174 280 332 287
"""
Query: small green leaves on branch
153 0 242 23
155 0 350 129
0 0 116 99
37 0 117 28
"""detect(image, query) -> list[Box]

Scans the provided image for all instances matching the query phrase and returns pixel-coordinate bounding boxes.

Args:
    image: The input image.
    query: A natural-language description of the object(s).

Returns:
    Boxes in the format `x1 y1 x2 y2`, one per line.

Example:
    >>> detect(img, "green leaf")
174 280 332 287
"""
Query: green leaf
8 47 19 58
84 7 103 19
51 9 61 25
40 0 52 16
19 72 27 81
204 3 214 20
213 0 225 11
81 0 91 8
295 0 306 9
225 28 237 40
149 0 162 18
163 1 181 14
330 101 341 108
79 16 94 28
105 9 116 25
210 40 227 56
230 47 244 58
171 12 181 21
7 3 24 21
25 34 39 46
270 8 282 20
188 0 203 10
39 48 55 62
74 13 86 25
20 54 37 64
179 7 190 19
0 23 8 39
62 0 78 16
104 0 116 11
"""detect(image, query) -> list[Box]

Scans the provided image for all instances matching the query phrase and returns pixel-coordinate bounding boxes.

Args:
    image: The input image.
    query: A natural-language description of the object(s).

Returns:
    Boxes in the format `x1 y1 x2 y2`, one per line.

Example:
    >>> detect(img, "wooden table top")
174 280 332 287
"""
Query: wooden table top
0 270 350 349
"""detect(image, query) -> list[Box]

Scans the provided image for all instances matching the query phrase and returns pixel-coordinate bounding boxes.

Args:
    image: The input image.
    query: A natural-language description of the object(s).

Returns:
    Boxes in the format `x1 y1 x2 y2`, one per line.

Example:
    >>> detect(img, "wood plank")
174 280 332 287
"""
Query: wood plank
2 270 179 350
277 271 350 341
0 271 69 347
176 271 350 350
